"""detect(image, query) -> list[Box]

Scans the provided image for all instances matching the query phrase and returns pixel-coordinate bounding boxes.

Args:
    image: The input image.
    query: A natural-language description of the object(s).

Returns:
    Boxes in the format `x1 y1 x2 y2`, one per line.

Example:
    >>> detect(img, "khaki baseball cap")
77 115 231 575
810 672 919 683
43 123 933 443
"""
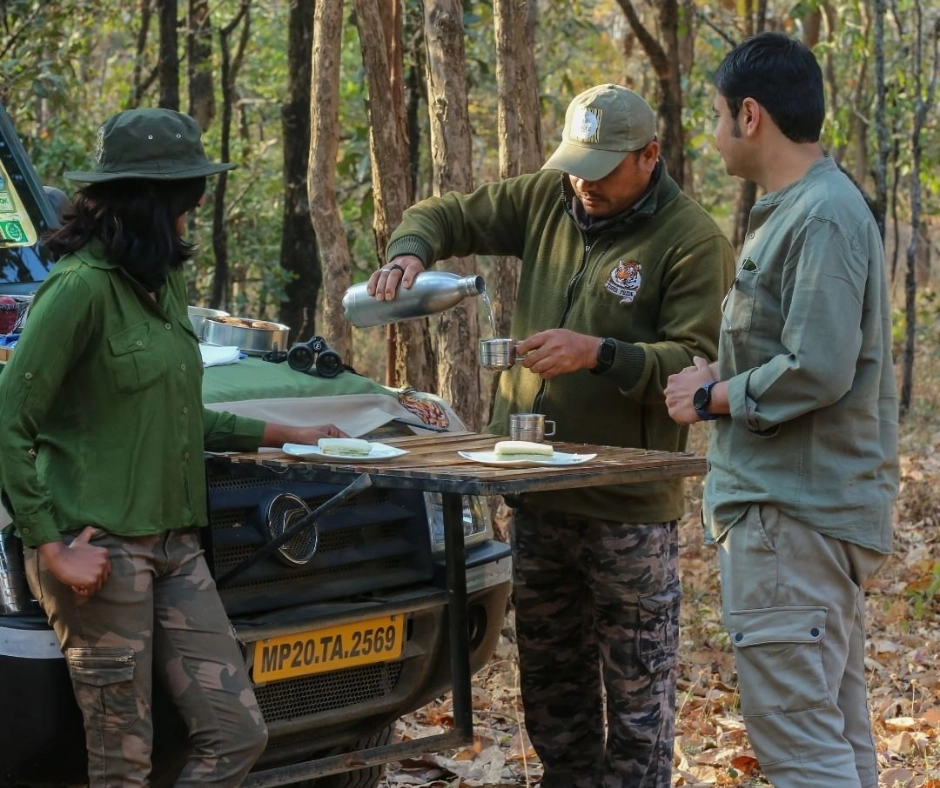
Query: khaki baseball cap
65 108 235 183
542 84 656 181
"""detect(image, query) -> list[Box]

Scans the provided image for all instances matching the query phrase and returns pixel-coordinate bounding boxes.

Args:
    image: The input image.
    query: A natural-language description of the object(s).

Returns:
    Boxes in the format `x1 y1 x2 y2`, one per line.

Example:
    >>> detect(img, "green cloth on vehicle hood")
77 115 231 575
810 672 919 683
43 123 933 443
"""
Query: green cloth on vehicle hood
202 357 391 403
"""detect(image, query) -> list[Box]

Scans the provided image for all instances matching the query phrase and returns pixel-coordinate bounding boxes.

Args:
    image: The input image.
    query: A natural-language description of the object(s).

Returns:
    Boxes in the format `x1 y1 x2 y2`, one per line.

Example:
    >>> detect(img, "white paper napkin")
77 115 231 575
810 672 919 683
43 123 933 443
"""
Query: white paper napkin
199 344 242 367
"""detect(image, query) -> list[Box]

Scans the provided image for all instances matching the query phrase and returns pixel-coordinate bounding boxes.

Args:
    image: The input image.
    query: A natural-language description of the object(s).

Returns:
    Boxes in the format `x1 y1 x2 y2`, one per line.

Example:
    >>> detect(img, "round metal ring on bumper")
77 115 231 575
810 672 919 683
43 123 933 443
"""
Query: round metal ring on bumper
263 493 319 566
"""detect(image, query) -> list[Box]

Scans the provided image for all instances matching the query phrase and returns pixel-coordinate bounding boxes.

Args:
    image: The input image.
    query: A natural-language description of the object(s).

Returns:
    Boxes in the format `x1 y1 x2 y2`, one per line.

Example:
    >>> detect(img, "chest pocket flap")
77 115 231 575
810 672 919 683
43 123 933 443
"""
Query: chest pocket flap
108 321 164 393
722 260 760 335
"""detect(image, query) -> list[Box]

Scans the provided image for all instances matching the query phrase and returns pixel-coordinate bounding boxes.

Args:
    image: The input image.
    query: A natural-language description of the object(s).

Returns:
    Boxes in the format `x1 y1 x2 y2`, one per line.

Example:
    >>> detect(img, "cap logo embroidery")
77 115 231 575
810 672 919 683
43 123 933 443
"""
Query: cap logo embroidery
94 126 106 163
570 106 602 143
605 260 642 304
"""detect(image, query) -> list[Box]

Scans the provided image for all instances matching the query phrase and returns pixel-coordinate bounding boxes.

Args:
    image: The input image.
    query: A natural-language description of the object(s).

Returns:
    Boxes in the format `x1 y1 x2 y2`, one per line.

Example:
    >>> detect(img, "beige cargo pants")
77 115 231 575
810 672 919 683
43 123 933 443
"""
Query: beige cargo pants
718 504 886 788
25 527 267 787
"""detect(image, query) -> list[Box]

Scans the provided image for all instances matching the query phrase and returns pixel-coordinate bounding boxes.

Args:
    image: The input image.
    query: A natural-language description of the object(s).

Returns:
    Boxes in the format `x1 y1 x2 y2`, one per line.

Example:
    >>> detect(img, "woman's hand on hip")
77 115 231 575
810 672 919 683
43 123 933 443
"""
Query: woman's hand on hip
38 526 111 597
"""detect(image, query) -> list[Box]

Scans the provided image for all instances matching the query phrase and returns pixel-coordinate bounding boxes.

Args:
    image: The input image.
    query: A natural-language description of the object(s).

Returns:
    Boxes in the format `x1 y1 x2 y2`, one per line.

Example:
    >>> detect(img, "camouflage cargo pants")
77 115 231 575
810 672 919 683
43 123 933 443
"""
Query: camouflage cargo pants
24 528 267 787
511 508 679 788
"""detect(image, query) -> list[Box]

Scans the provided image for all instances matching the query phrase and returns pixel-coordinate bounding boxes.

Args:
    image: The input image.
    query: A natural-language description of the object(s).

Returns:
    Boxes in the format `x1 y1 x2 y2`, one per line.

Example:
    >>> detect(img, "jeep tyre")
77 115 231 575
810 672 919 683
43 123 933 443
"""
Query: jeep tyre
303 722 395 788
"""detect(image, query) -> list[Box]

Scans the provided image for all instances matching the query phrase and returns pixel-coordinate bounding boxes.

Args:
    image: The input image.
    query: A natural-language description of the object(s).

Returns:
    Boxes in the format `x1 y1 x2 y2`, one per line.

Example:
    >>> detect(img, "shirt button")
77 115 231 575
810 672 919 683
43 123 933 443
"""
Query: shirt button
136 340 143 347
28 449 36 458
180 363 186 371
21 526 30 534
746 231 755 239
183 452 190 460
182 406 188 414
24 372 32 380
734 632 743 642
165 323 172 330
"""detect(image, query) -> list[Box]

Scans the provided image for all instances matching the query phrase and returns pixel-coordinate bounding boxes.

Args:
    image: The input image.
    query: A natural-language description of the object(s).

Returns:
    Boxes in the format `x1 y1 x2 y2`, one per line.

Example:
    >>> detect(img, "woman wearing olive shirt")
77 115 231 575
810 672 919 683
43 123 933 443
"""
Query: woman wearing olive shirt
0 108 343 787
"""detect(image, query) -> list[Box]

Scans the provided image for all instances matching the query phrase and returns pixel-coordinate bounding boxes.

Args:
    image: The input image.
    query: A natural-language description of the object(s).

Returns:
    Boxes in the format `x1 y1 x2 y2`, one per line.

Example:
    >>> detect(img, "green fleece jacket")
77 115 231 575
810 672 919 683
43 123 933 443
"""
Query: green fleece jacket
388 166 734 523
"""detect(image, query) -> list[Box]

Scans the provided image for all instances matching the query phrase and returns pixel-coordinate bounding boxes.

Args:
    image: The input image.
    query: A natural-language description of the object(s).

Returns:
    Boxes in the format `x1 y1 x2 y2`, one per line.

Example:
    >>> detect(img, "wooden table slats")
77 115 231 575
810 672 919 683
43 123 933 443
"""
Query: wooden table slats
214 433 706 497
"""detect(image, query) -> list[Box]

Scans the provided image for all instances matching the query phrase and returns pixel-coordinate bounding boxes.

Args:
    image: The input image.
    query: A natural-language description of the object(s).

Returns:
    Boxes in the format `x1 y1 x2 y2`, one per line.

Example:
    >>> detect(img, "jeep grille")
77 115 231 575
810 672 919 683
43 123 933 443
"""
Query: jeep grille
206 472 434 616
254 660 405 723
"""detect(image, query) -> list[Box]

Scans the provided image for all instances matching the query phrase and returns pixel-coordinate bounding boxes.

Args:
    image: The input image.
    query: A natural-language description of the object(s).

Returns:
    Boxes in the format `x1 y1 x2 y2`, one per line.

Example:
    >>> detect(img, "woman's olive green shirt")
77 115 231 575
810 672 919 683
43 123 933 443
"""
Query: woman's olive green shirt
0 244 266 548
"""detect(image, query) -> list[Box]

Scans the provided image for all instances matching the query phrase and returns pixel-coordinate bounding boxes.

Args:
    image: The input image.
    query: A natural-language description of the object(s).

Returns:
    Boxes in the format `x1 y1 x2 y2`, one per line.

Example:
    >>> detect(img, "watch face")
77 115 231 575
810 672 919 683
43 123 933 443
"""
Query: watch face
693 386 710 410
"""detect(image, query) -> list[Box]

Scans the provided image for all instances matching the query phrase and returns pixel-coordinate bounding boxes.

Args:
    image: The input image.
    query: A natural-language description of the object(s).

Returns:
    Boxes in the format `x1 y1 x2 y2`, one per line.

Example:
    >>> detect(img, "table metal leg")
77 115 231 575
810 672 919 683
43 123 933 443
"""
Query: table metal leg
442 491 473 739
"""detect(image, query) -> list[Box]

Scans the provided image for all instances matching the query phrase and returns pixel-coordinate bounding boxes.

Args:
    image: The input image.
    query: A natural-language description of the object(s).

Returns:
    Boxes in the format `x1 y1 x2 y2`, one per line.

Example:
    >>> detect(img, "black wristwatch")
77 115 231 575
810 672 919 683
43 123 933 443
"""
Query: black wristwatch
693 381 720 421
591 337 616 375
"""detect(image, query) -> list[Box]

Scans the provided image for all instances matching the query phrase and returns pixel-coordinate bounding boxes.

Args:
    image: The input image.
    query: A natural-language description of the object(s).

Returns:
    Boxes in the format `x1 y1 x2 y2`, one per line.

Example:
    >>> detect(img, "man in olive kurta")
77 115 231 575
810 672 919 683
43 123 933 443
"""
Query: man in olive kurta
369 85 734 788
666 34 898 788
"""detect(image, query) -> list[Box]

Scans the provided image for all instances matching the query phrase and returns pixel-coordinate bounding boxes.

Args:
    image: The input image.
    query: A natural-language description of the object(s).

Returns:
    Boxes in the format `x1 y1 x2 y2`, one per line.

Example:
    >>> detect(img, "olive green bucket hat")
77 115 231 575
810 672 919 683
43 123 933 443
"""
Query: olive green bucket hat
65 108 235 183
542 84 656 181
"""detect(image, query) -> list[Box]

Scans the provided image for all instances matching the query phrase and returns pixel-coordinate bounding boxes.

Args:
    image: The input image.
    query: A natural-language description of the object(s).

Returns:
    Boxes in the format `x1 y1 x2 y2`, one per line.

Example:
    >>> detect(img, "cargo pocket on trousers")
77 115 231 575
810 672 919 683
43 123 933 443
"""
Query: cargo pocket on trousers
729 606 828 716
66 646 139 730
636 586 680 674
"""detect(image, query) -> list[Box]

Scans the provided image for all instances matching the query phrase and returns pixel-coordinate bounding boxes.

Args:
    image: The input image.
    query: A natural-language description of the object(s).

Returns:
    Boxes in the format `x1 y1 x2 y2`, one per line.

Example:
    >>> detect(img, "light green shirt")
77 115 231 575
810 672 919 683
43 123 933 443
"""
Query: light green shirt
0 244 265 547
704 157 898 553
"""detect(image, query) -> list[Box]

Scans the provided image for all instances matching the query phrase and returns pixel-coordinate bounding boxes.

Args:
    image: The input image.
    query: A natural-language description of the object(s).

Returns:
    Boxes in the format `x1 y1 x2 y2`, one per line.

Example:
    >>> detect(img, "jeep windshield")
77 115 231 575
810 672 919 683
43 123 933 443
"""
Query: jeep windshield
0 103 59 293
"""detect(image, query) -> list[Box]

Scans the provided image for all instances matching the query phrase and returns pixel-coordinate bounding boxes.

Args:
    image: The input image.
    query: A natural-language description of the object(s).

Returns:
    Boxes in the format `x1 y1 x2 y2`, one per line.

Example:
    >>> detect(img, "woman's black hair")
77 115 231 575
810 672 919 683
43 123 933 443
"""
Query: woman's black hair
44 176 207 291
713 32 825 144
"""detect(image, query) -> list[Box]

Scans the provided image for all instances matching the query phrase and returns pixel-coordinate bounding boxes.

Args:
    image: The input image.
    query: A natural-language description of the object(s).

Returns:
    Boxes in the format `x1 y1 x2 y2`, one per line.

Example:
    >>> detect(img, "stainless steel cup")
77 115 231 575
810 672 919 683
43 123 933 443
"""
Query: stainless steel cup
509 413 556 443
480 338 521 371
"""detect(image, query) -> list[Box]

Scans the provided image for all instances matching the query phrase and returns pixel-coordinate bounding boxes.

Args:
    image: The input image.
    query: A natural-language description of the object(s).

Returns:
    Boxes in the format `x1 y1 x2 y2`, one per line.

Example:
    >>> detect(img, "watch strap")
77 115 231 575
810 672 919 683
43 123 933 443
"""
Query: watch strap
591 337 616 375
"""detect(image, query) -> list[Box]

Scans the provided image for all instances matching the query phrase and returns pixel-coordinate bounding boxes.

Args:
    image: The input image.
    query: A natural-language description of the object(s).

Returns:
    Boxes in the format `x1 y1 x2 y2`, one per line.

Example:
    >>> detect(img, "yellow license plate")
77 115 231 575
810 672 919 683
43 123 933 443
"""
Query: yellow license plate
252 614 404 684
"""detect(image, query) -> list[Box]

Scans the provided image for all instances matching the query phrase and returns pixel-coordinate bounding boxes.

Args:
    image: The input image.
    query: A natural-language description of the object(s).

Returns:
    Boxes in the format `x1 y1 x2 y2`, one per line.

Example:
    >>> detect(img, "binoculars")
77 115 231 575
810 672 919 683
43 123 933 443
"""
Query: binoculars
287 336 344 378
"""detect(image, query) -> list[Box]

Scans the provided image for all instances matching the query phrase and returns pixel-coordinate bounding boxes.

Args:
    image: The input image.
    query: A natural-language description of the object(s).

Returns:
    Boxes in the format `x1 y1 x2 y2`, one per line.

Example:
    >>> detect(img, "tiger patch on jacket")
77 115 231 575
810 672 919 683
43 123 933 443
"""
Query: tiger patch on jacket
605 260 642 304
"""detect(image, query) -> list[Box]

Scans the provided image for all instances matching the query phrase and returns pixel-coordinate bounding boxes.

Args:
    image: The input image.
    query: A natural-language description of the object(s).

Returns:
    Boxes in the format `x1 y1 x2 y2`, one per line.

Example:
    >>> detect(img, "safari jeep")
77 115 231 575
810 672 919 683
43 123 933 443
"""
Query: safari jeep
0 103 511 787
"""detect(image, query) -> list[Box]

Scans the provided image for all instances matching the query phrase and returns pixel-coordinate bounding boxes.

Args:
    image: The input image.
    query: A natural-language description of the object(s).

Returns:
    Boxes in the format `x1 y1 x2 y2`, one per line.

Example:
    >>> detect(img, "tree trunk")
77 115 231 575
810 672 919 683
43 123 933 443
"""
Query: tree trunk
308 0 352 364
490 0 542 425
492 5 542 318
873 0 889 240
156 0 180 110
423 0 481 430
406 56 426 201
186 0 214 130
209 1 250 310
614 0 685 187
279 0 320 346
130 0 156 108
900 3 939 416
355 0 435 393
678 0 697 191
890 140 901 281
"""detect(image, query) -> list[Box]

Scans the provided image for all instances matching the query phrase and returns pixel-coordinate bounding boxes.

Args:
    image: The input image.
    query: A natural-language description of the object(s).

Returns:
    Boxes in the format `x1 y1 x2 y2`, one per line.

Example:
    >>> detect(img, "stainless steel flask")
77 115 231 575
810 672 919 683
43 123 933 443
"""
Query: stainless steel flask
342 271 485 328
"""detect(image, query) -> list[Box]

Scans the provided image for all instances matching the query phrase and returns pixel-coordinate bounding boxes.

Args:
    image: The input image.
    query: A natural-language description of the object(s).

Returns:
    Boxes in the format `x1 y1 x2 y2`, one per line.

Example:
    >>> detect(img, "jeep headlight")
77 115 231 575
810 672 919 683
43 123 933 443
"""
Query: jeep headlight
425 492 492 555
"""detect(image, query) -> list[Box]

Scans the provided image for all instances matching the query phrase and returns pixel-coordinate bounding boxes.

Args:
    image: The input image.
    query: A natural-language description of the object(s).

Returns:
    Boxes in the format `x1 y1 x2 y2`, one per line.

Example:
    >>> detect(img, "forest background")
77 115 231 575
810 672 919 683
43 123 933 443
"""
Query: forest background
3 1 940 786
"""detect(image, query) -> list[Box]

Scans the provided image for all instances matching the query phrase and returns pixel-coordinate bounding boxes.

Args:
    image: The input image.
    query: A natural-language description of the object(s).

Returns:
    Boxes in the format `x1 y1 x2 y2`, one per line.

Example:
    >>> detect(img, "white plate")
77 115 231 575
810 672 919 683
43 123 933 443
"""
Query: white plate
282 442 409 461
458 450 597 468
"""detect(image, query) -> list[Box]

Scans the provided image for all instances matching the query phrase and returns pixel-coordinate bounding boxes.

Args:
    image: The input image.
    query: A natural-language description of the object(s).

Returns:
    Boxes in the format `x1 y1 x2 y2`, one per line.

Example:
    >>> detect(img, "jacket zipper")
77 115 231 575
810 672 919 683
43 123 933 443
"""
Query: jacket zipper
532 225 598 414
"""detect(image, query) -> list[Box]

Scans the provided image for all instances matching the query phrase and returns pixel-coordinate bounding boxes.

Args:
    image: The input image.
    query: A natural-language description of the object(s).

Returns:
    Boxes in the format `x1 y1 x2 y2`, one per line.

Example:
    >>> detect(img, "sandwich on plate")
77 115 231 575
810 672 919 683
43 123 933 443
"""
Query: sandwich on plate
493 440 553 459
318 437 373 456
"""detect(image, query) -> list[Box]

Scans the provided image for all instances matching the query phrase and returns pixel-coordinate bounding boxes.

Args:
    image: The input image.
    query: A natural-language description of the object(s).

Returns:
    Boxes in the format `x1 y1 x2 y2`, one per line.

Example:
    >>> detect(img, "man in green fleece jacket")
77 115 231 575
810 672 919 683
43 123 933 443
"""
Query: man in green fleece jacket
370 84 734 788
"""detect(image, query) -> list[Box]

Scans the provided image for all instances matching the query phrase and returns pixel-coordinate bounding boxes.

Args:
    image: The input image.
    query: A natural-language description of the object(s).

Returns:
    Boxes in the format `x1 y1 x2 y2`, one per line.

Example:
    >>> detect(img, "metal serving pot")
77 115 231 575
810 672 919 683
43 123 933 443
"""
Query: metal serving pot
187 306 230 339
202 316 291 356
